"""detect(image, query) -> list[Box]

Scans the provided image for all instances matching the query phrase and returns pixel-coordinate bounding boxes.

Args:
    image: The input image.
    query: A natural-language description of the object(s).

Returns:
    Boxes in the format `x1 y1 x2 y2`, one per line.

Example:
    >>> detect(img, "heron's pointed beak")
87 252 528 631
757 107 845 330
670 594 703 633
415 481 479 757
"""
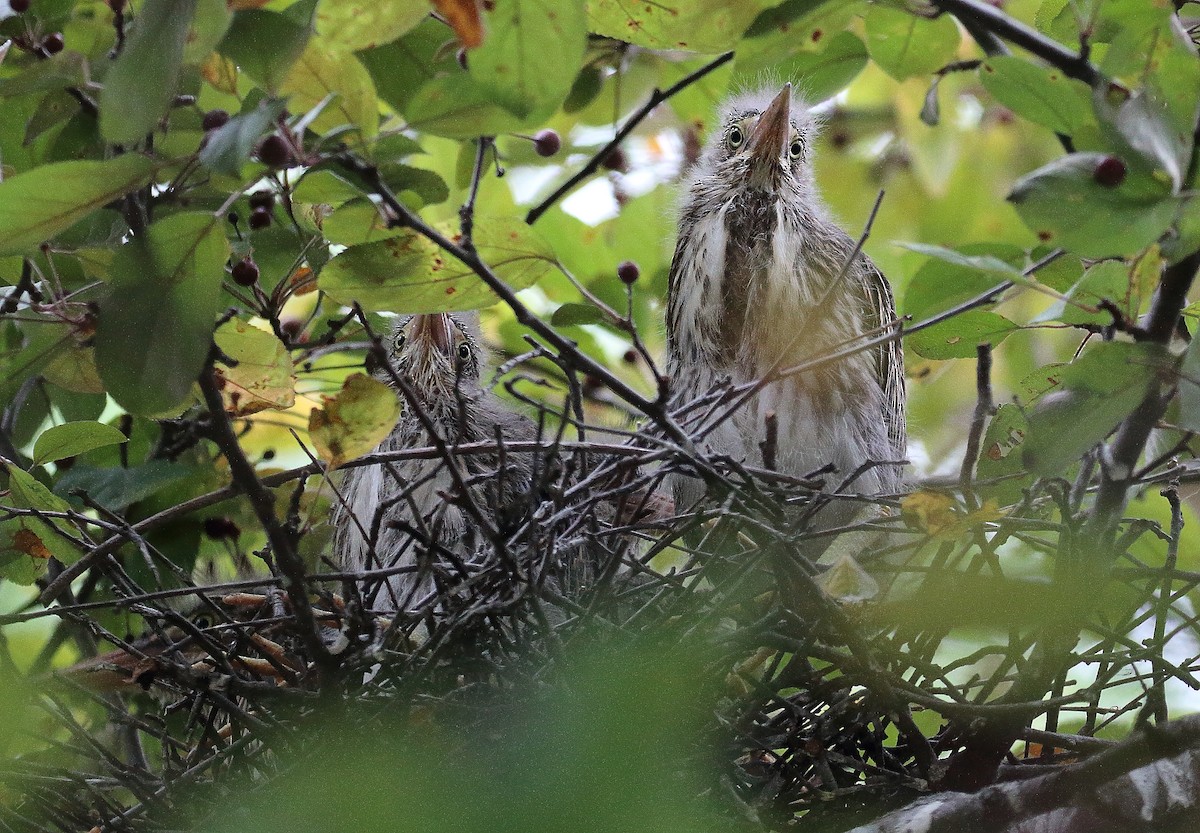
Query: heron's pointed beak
410 313 454 356
746 83 792 190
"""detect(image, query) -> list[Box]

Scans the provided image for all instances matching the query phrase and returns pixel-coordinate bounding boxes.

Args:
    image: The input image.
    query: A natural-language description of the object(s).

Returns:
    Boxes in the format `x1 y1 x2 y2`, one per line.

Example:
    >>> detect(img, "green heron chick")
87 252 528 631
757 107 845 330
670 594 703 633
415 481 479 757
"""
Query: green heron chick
332 312 542 613
666 84 906 533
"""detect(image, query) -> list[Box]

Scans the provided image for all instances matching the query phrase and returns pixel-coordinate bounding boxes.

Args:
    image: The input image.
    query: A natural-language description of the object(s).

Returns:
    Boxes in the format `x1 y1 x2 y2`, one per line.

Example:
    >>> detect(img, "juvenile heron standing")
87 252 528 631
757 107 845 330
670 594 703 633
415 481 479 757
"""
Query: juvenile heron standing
666 84 906 534
332 312 541 613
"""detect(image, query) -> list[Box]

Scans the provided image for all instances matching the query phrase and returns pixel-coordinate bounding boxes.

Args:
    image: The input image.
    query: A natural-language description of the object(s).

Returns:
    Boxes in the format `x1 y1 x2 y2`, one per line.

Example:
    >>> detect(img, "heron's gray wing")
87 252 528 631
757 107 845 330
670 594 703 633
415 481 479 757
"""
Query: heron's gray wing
860 254 906 463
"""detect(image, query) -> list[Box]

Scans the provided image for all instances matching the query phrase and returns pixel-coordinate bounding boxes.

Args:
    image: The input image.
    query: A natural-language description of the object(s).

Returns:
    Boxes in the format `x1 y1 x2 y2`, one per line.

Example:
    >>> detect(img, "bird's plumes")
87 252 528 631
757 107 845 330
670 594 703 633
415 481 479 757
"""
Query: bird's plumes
666 83 906 534
331 312 542 614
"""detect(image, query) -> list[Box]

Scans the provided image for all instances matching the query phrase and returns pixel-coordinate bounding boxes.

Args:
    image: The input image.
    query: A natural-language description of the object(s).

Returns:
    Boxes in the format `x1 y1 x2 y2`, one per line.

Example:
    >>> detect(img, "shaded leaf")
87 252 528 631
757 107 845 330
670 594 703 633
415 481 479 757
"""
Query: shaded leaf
0 156 155 257
320 217 556 313
94 213 230 416
54 461 200 513
199 97 288 177
213 320 296 417
1022 342 1161 475
218 0 315 92
1034 260 1130 326
32 421 126 466
551 303 606 327
100 0 199 145
308 374 400 468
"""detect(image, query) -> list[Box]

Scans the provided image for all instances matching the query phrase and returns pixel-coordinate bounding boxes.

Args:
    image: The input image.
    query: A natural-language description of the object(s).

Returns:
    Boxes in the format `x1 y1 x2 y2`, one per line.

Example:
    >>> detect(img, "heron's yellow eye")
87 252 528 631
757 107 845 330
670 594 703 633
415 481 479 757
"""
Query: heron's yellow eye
789 138 803 159
457 342 472 361
727 125 744 150
393 332 406 353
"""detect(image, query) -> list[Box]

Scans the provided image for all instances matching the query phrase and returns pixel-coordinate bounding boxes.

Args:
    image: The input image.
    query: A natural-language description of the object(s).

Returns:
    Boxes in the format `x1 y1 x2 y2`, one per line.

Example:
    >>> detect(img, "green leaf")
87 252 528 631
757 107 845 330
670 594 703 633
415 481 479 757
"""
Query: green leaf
907 310 1016 360
199 97 289 178
183 0 233 65
1178 334 1200 434
551 303 606 328
588 0 775 53
94 213 230 416
358 19 452 115
979 56 1091 135
281 42 379 140
99 0 199 145
773 31 868 102
864 4 960 81
315 0 428 52
1022 342 1160 476
0 51 87 97
0 156 155 256
320 218 556 313
218 0 315 93
975 404 1030 507
1033 260 1129 326
322 198 404 246
1 460 80 583
54 460 200 512
901 243 1022 321
469 0 586 120
402 74 527 138
1008 153 1178 258
32 421 126 466
1094 87 1192 193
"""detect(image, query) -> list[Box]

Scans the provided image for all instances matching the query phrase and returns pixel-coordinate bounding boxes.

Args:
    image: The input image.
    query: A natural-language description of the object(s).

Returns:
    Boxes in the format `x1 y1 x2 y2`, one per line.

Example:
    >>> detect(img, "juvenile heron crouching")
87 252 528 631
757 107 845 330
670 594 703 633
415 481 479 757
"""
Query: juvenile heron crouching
332 312 542 614
666 83 906 538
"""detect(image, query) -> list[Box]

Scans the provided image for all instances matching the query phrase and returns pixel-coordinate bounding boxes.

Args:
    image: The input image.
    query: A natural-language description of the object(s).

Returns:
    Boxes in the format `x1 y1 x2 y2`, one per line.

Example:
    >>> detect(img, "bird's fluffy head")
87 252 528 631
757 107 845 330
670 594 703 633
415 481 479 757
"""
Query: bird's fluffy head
384 311 486 409
687 83 822 199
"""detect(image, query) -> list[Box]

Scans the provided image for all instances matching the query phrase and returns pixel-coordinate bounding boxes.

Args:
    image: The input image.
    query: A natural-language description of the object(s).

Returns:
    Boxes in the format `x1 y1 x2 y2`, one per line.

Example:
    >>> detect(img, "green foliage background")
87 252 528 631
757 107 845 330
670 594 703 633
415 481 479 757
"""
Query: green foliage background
3 0 1200 828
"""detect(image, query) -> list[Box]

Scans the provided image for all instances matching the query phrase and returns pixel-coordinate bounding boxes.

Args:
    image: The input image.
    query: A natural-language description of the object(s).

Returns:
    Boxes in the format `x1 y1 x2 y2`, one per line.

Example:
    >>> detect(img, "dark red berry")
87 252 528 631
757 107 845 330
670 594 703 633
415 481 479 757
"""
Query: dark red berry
10 0 31 14
280 319 307 343
617 260 640 285
231 256 259 286
248 190 274 210
602 147 629 173
1093 156 1126 188
583 374 603 392
201 109 230 131
42 32 64 55
248 206 272 230
533 128 561 157
203 517 241 541
622 348 638 364
256 134 292 168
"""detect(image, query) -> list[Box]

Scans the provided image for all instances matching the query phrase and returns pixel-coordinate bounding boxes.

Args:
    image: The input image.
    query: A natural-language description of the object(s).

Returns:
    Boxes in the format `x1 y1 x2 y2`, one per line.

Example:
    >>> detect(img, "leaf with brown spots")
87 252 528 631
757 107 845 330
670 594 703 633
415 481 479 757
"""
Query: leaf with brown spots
308 374 401 469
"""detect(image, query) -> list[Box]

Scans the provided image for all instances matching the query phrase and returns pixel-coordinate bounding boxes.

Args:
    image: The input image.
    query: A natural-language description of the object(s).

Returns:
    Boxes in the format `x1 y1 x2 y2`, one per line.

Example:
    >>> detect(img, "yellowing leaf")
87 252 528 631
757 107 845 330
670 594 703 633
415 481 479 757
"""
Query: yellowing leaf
201 52 240 96
307 374 400 468
281 41 379 140
432 0 484 48
816 553 880 603
214 320 297 417
320 217 556 313
901 491 1002 540
317 0 429 51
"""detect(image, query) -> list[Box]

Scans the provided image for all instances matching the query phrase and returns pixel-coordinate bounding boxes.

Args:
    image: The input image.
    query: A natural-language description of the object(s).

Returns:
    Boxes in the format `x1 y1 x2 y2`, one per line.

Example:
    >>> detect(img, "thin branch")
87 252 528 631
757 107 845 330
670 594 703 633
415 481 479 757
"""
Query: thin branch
525 51 734 225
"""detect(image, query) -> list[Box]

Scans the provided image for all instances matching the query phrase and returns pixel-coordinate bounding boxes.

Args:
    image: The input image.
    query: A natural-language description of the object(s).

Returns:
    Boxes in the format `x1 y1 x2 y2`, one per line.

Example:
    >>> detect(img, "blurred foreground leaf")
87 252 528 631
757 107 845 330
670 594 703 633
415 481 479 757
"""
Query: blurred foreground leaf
308 374 401 468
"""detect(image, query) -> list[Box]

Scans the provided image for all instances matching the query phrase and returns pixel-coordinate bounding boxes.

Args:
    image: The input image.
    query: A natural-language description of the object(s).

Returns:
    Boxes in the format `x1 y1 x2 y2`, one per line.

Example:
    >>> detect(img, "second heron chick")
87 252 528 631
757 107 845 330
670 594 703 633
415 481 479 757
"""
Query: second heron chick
332 312 542 614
